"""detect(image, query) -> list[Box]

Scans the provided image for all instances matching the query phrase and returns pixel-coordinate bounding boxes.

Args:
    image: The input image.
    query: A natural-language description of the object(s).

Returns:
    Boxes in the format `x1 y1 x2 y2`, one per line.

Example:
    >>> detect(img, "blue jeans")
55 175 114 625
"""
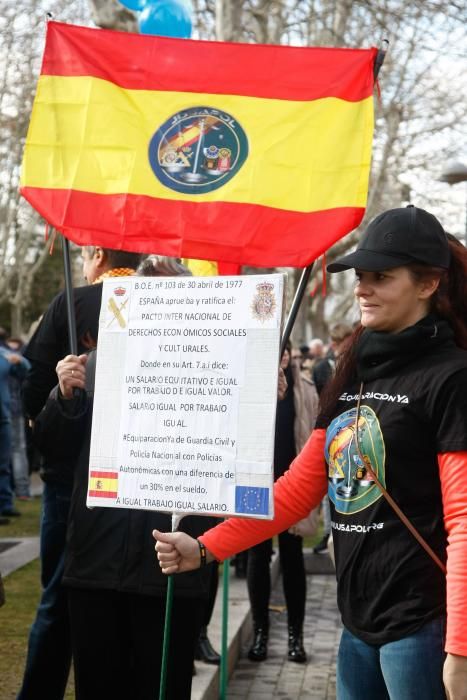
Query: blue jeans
337 618 446 700
17 481 72 700
11 414 30 498
0 419 13 512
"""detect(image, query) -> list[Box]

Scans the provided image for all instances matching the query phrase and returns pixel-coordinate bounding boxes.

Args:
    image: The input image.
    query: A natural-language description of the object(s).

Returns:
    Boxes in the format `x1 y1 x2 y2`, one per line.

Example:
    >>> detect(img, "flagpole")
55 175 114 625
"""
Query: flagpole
62 234 78 355
373 40 388 81
159 512 185 700
219 558 230 700
280 264 314 355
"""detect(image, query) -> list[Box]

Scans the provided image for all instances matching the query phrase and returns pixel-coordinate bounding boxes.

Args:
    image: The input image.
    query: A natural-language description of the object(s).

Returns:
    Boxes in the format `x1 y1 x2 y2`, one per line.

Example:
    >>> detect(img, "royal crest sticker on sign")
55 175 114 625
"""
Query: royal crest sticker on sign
87 273 285 519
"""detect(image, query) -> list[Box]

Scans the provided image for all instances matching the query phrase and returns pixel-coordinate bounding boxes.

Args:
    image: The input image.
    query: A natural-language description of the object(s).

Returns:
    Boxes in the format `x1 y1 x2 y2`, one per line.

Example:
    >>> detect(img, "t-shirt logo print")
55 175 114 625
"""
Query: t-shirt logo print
325 406 386 514
149 106 249 195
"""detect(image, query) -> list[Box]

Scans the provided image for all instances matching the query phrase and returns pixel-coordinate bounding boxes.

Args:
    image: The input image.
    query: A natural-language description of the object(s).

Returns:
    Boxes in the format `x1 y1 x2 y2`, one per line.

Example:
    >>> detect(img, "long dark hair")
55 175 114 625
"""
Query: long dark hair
411 236 467 350
319 238 467 419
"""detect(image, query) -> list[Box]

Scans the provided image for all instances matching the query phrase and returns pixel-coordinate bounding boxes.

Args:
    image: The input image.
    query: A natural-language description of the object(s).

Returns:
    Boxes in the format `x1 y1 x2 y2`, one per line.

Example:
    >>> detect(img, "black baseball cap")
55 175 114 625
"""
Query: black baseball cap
327 205 450 273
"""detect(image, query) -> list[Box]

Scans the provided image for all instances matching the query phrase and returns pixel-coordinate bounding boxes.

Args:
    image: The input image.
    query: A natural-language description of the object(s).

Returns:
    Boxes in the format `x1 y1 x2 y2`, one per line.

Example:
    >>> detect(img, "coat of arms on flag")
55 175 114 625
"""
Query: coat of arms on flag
149 106 249 194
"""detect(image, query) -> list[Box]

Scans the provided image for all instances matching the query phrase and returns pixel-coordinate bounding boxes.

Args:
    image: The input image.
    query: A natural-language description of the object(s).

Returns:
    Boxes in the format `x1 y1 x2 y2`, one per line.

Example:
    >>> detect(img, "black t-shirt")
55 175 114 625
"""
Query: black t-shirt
316 341 467 645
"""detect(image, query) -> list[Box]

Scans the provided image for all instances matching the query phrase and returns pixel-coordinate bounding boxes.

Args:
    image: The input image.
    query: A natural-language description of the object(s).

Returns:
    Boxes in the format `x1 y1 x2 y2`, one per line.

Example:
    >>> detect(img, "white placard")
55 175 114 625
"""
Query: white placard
87 273 285 519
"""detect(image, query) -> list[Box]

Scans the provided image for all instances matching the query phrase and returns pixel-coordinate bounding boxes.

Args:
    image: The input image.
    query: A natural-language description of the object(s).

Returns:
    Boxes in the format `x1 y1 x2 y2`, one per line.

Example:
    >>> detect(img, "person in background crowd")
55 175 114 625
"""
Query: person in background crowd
309 338 325 359
301 338 324 381
37 256 217 700
0 328 30 523
246 343 319 663
155 206 467 700
312 324 351 396
296 344 307 360
313 323 353 555
18 246 143 700
7 337 32 501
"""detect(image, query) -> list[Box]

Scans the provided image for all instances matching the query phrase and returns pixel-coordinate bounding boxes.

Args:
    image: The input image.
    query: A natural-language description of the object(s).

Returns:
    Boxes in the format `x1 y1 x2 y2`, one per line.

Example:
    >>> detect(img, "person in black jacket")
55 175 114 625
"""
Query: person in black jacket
38 353 216 700
34 256 218 700
18 247 142 700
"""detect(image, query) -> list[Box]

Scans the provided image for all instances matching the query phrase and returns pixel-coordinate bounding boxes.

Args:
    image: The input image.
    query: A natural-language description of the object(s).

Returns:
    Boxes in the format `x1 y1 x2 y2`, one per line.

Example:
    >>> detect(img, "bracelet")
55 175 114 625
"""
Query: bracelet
197 539 207 568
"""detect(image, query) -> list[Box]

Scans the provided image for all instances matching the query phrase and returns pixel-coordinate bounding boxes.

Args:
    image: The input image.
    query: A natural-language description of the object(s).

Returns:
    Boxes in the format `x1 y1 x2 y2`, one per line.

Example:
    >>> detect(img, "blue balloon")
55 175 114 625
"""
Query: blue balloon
138 0 193 38
118 0 145 11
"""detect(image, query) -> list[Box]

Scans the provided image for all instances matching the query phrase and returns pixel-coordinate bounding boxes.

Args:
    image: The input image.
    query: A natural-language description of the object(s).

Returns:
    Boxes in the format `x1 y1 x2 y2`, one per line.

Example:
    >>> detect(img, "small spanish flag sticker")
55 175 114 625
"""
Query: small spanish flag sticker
88 471 118 499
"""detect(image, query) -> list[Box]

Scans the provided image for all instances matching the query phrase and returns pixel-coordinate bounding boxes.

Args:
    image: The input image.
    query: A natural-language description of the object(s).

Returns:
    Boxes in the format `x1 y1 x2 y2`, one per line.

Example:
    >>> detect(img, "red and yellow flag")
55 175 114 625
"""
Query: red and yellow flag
88 470 118 499
21 22 377 268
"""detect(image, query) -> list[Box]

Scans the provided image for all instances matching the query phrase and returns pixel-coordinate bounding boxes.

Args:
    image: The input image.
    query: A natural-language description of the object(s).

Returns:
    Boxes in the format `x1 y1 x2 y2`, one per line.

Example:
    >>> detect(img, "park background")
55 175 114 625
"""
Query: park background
0 2 466 696
0 0 466 343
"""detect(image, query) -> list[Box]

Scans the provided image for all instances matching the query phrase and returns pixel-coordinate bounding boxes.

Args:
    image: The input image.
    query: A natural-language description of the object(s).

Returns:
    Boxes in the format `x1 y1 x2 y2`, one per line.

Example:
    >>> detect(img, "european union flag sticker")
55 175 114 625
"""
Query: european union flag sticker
235 486 269 515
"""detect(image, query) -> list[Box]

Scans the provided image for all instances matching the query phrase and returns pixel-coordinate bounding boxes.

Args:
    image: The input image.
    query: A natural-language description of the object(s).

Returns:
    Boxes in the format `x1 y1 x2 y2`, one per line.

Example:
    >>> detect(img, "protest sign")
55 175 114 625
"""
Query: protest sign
87 273 285 519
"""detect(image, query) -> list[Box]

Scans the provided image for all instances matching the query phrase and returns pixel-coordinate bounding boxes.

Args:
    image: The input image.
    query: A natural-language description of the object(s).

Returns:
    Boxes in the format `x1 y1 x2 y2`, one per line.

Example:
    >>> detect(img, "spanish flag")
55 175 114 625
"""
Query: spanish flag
21 22 377 268
88 470 118 499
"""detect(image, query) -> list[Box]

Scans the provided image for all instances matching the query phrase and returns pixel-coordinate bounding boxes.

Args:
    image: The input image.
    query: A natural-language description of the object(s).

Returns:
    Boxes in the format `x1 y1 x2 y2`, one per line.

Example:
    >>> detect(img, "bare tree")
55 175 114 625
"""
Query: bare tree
0 0 95 334
6 0 465 338
87 0 138 30
198 0 467 342
0 2 54 334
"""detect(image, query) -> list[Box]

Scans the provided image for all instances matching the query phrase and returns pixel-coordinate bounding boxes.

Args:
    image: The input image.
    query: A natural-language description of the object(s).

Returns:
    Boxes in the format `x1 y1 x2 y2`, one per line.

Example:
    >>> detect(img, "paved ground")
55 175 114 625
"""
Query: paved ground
225 571 340 700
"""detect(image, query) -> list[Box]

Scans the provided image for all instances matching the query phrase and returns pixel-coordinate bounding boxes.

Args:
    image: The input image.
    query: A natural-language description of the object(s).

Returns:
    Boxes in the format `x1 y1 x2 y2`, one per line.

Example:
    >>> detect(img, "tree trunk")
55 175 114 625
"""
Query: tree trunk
310 294 327 341
10 303 23 338
215 0 243 41
87 0 138 31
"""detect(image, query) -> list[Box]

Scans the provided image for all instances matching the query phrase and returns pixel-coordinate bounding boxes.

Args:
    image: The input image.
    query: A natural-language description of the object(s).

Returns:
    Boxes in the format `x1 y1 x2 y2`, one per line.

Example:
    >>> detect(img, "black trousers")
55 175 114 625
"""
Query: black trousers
202 561 219 627
246 531 306 630
68 587 204 700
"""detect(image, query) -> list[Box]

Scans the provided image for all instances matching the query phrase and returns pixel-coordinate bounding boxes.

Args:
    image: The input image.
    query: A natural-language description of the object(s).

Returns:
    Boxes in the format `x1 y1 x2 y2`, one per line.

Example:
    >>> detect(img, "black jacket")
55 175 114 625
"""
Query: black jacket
24 283 104 485
34 353 218 599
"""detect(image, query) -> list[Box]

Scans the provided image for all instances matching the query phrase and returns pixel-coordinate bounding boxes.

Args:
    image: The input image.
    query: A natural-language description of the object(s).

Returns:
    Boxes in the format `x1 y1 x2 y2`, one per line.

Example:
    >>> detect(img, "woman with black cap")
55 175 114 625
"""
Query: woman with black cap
154 206 467 699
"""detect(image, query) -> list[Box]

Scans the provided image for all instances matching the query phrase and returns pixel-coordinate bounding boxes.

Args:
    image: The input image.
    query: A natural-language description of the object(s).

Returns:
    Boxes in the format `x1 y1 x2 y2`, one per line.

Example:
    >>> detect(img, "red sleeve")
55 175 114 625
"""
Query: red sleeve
438 451 467 656
200 429 328 561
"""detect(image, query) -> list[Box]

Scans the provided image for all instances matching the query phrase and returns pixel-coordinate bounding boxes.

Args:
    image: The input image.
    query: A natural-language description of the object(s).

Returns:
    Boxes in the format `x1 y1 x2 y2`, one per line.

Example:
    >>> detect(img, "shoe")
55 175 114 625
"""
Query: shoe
1 507 21 517
248 627 268 662
313 534 329 554
288 625 307 663
0 517 10 526
195 627 221 665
